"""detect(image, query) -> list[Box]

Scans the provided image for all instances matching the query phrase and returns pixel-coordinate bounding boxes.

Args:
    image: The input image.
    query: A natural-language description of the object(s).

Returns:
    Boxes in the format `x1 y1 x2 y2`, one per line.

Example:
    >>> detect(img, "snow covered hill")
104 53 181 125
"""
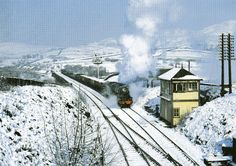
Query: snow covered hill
178 93 236 155
0 43 49 67
1 38 234 85
1 38 236 159
0 85 103 165
201 20 236 48
0 40 122 76
154 48 220 83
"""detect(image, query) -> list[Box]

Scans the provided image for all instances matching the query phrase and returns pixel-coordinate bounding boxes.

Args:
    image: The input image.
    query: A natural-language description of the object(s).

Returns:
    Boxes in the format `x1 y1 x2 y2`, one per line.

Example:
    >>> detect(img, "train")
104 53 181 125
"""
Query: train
61 69 133 108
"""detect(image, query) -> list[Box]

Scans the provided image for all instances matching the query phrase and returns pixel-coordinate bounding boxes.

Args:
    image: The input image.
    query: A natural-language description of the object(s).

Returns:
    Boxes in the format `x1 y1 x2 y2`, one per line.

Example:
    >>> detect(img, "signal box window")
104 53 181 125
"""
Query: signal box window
183 83 188 91
189 83 197 91
173 82 198 92
173 83 177 92
173 83 184 92
173 108 180 117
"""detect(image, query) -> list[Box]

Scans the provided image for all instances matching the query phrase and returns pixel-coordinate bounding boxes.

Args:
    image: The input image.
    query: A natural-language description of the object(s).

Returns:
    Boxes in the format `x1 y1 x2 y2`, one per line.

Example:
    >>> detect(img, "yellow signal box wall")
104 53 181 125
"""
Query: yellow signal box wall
159 68 202 126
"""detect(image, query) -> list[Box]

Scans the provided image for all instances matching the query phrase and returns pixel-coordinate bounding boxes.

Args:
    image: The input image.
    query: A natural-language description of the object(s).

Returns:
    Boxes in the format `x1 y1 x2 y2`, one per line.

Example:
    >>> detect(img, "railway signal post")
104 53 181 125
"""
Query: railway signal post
92 54 102 79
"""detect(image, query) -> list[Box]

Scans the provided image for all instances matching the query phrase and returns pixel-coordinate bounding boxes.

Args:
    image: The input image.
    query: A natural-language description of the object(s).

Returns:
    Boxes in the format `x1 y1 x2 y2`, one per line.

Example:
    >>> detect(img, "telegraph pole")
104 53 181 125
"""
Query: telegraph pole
227 33 234 93
219 33 235 96
219 33 225 96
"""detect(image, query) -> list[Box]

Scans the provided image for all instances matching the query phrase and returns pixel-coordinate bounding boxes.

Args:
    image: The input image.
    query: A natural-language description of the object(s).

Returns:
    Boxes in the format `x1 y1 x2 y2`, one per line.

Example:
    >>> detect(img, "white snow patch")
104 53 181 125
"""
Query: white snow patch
179 92 236 155
0 85 100 165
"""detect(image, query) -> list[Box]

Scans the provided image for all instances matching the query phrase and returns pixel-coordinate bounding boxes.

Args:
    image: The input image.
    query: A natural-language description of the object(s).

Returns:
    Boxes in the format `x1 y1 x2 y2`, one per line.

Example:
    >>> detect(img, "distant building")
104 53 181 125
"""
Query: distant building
158 68 202 126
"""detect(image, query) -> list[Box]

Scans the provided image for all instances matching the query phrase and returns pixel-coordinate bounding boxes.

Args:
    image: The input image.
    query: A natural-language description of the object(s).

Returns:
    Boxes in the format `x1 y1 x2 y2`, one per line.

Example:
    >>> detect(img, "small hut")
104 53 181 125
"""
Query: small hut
159 68 202 126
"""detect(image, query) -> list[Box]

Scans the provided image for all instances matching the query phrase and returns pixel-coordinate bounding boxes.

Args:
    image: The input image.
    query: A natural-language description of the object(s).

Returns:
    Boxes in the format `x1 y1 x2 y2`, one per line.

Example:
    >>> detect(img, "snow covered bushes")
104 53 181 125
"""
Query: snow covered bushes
0 85 105 165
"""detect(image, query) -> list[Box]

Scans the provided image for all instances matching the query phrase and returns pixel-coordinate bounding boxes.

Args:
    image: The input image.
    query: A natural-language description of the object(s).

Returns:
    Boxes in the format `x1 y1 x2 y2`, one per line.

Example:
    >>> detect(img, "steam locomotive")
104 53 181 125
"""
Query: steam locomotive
61 70 133 108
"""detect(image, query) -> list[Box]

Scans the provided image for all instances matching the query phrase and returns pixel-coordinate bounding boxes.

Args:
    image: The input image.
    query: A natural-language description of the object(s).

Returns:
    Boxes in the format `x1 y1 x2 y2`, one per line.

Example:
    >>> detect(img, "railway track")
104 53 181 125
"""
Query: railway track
56 72 204 165
57 73 172 165
75 84 166 166
80 89 131 166
56 73 157 165
121 108 203 166
109 106 202 165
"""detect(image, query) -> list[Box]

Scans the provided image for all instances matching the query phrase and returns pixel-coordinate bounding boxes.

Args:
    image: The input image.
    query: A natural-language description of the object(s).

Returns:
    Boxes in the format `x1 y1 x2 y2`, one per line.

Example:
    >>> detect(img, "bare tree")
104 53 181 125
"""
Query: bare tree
42 91 116 166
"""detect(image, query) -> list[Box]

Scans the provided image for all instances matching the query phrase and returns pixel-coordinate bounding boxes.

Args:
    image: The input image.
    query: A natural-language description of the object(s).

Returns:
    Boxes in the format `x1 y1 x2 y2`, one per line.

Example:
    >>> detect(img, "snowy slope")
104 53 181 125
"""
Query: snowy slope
178 93 236 155
0 38 231 85
201 20 236 48
0 40 122 75
0 43 49 67
0 85 102 165
1 38 236 162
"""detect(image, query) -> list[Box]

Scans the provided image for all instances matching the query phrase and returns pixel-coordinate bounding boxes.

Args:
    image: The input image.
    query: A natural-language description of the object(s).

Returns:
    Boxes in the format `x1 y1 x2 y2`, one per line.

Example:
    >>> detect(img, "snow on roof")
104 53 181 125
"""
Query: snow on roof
82 75 106 83
105 75 119 82
158 68 202 81
158 68 181 80
104 72 119 81
172 75 202 80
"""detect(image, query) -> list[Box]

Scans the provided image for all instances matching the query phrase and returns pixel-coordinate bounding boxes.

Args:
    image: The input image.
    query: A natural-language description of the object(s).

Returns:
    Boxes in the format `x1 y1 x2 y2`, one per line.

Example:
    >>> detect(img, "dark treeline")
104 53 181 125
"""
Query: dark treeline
0 77 44 88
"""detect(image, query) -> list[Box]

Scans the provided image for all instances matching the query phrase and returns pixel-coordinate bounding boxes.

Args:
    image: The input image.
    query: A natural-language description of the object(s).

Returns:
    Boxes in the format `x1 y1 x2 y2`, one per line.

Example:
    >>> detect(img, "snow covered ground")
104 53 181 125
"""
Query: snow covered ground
60 72 204 165
133 85 236 160
178 92 236 156
0 39 227 85
1 39 236 164
0 85 104 165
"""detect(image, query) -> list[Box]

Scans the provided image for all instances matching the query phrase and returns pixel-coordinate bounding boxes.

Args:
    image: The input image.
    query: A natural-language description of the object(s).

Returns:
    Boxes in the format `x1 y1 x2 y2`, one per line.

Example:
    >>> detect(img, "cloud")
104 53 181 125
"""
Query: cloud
202 20 236 35
118 35 154 83
168 3 182 22
143 0 163 7
118 0 183 83
200 20 236 48
136 16 159 36
129 0 163 8
128 0 181 24
120 35 149 57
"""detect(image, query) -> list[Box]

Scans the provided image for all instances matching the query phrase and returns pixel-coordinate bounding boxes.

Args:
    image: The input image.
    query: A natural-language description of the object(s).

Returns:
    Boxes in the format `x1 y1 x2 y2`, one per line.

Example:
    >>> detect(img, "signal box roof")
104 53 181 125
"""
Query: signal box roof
158 68 202 81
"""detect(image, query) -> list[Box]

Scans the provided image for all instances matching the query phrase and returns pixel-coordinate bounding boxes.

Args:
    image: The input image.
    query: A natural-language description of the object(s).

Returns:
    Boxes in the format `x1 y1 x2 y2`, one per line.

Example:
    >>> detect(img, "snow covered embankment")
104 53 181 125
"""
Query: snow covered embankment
179 93 236 155
0 85 103 165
